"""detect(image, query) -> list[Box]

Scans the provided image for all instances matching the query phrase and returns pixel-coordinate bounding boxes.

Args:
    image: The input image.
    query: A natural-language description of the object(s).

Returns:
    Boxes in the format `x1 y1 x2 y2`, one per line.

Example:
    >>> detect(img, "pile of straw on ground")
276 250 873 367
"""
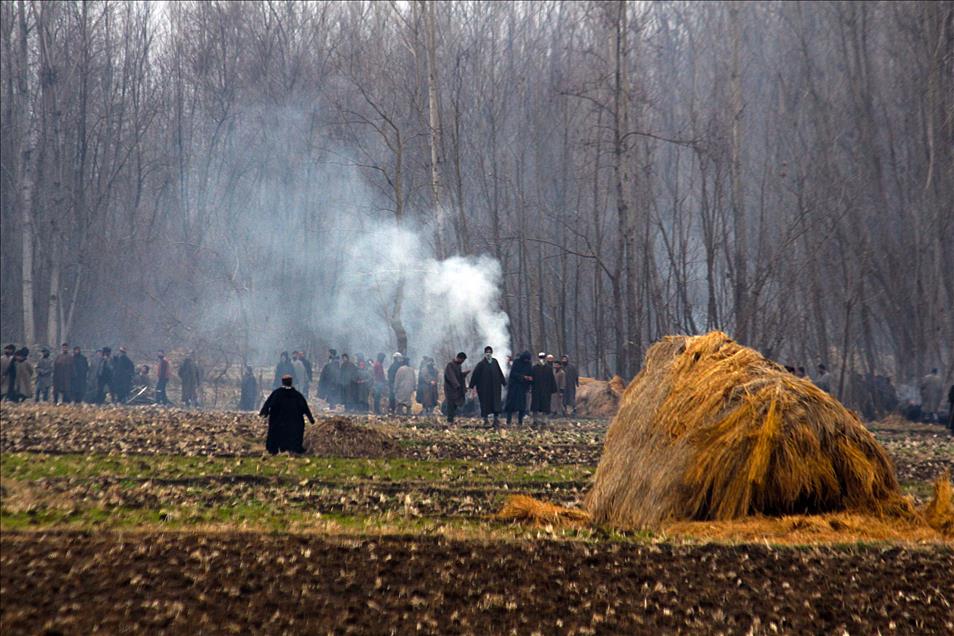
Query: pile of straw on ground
575 376 625 418
584 331 914 530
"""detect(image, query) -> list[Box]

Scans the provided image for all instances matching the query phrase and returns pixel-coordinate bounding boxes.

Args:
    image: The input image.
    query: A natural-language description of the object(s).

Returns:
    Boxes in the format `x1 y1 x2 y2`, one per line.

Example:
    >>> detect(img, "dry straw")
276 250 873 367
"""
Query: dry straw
584 331 915 529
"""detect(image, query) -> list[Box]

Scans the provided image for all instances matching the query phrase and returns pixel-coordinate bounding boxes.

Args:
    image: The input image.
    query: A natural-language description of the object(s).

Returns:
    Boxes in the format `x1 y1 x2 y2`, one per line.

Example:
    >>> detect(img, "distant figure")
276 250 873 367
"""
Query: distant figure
443 352 469 423
291 351 309 398
1 344 16 401
417 357 439 414
178 353 200 407
353 357 371 412
53 343 73 403
317 350 341 409
273 351 295 390
259 374 314 454
239 365 258 411
394 358 417 415
338 353 358 411
560 355 579 416
34 347 53 402
112 347 135 403
71 347 89 404
505 351 533 426
553 360 566 417
469 346 506 429
12 348 34 402
155 351 171 405
530 352 557 426
94 348 113 404
920 369 943 423
134 365 151 389
814 364 831 393
372 353 388 414
387 352 403 414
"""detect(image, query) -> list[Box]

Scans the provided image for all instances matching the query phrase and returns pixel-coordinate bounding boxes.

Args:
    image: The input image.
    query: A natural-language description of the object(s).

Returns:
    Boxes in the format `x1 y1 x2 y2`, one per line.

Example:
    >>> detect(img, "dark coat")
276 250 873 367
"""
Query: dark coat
505 354 533 413
417 364 439 408
338 360 358 405
178 358 200 402
273 359 295 390
71 354 89 402
469 357 506 416
318 360 340 403
259 386 314 454
240 373 258 411
112 354 135 396
443 361 467 407
530 362 557 412
53 353 73 393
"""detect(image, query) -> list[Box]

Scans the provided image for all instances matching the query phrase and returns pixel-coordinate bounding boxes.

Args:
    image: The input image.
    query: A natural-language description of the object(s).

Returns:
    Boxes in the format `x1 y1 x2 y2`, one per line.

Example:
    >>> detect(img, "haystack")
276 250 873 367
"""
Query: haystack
575 376 625 418
584 332 911 529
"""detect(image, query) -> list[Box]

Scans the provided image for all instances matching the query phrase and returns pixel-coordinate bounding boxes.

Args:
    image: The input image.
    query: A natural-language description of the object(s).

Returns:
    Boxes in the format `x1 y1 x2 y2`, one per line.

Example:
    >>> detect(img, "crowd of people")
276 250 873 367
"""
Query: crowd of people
0 343 201 407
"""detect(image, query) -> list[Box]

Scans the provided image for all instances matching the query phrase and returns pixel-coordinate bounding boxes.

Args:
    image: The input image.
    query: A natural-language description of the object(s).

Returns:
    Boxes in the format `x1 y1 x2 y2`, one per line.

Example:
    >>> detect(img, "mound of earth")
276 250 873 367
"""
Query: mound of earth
304 417 399 458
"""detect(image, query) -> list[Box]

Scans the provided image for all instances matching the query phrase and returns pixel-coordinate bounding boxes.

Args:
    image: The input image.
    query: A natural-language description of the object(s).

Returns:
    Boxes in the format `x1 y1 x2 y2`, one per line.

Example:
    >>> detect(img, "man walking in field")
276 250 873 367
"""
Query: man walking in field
259 374 315 454
443 352 469 424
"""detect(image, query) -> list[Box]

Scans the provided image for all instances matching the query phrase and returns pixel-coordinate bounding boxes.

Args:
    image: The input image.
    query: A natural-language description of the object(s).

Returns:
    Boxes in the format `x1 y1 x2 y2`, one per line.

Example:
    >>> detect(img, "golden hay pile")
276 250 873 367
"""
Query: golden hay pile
584 331 915 530
575 376 625 418
495 495 591 526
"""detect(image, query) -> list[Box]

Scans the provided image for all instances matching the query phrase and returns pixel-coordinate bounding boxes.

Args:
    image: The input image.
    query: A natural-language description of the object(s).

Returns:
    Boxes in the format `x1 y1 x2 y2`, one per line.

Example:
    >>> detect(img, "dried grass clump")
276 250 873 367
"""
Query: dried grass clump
495 495 590 526
585 331 913 530
575 375 625 418
923 474 954 536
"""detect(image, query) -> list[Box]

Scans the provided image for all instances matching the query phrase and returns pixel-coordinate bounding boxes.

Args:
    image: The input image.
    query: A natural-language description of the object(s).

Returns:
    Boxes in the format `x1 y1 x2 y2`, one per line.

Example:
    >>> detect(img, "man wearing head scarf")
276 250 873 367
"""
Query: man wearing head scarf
505 351 533 426
259 374 314 454
469 346 507 429
34 347 54 402
530 352 557 426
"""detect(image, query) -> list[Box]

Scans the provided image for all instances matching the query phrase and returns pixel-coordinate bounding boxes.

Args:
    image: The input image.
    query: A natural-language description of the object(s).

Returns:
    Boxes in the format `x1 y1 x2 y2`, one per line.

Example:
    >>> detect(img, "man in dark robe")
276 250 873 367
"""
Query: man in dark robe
469 346 506 429
95 348 113 404
560 355 580 416
505 351 533 426
53 343 73 403
71 347 89 404
338 354 358 411
417 357 439 414
530 352 558 427
353 357 371 412
155 351 171 405
372 353 388 414
1 344 16 401
239 365 258 411
443 352 469 423
112 347 136 404
273 352 294 390
317 350 340 409
259 374 314 454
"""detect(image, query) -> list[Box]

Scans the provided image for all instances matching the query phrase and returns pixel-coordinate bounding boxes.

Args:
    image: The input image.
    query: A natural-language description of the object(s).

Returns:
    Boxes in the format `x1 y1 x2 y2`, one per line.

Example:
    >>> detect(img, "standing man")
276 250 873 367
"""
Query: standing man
94 348 114 404
112 347 136 404
387 352 403 414
560 355 579 416
504 351 533 426
443 352 469 423
530 352 557 427
291 352 309 399
273 352 294 390
239 365 259 411
469 346 506 429
259 374 315 455
920 368 943 423
417 357 439 415
372 353 388 414
1 344 16 401
53 344 73 403
178 353 200 407
71 347 89 404
34 347 54 402
318 349 341 410
394 357 417 415
338 353 357 411
13 348 34 403
155 351 171 405
553 359 566 418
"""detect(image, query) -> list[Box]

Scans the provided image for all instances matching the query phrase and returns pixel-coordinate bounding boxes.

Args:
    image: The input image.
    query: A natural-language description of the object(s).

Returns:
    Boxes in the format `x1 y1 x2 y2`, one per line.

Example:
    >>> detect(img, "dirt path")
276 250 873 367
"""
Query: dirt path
2 532 952 635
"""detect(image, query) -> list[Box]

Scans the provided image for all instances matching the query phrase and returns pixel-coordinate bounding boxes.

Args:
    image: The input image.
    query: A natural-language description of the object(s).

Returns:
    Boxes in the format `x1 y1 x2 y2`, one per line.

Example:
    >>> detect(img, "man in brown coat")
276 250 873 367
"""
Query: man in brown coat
53 343 73 403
